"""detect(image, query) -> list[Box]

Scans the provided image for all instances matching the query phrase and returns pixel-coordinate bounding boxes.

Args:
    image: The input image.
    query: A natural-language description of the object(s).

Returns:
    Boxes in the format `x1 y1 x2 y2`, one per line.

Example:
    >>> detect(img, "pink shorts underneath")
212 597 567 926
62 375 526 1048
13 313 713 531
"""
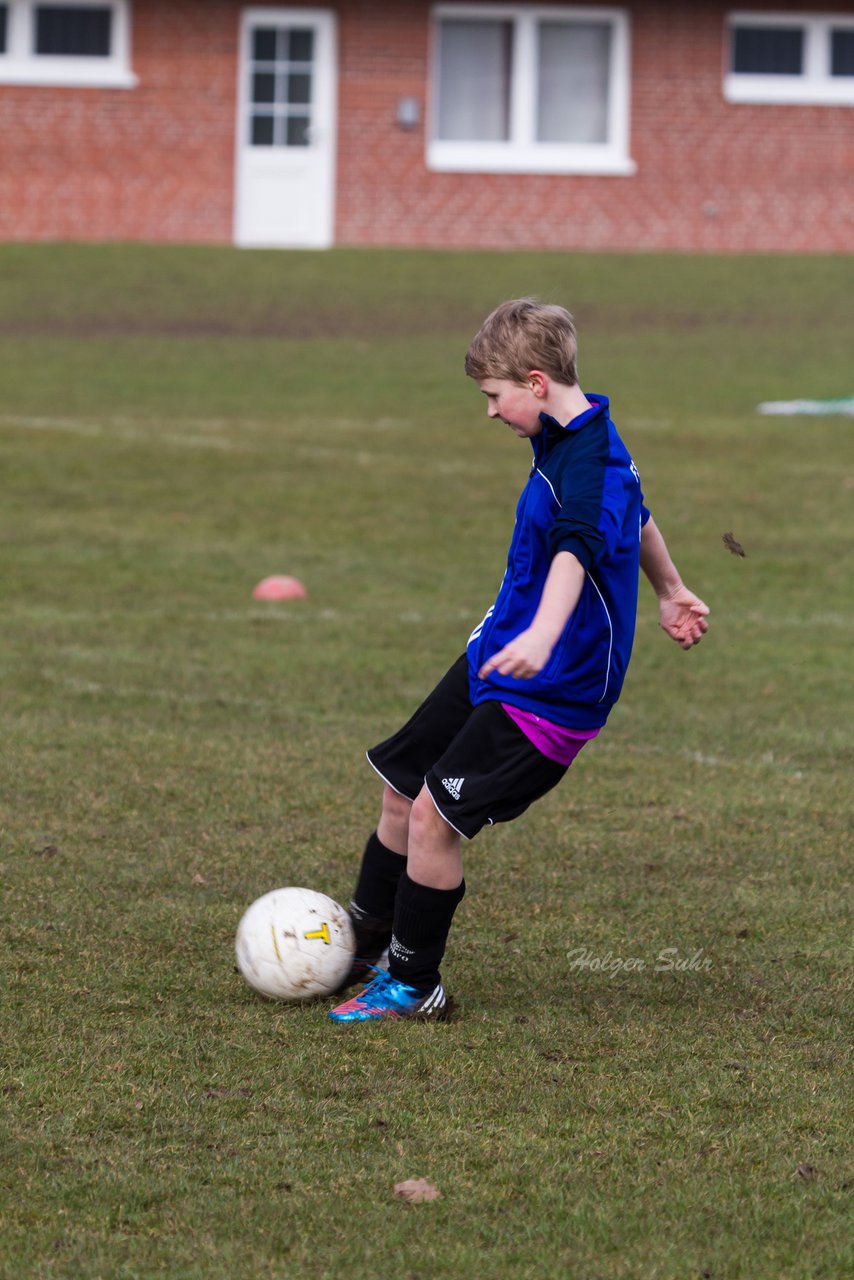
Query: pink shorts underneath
501 703 600 766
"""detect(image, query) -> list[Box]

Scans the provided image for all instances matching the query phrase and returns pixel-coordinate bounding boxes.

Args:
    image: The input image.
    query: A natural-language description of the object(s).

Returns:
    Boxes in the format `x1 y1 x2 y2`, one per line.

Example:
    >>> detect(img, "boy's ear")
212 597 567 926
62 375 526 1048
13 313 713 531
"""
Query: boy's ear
527 370 548 398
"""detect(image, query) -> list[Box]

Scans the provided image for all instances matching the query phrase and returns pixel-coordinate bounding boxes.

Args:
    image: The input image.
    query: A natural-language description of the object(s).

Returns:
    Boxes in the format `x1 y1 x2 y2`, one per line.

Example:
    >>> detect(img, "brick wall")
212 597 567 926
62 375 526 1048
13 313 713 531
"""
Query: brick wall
0 0 239 243
0 0 852 251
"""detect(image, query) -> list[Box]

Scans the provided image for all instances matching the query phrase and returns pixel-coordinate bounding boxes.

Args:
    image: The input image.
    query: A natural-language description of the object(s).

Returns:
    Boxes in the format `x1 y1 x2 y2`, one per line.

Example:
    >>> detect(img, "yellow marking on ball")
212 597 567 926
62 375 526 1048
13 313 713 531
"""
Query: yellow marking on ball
304 922 331 945
270 924 283 961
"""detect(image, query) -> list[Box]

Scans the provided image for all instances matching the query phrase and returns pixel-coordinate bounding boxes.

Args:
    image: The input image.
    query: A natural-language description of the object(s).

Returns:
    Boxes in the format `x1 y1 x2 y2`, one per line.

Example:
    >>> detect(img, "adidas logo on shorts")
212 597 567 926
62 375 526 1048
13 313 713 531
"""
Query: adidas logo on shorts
441 776 464 800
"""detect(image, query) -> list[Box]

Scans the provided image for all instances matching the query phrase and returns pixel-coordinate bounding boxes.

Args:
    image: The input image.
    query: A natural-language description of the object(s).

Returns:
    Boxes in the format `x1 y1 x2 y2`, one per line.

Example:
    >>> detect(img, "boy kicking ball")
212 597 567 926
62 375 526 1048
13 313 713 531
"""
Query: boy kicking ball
329 299 709 1023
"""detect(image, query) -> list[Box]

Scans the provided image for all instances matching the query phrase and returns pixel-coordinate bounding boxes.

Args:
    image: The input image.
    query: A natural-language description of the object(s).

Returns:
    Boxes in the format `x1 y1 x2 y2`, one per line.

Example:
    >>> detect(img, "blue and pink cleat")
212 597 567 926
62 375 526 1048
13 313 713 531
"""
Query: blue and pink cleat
328 970 449 1022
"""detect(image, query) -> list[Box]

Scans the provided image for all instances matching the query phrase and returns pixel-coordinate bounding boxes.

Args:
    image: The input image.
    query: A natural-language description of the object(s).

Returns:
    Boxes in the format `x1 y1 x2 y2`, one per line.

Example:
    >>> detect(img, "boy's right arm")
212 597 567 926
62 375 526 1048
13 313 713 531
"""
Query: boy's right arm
640 516 709 650
478 549 586 681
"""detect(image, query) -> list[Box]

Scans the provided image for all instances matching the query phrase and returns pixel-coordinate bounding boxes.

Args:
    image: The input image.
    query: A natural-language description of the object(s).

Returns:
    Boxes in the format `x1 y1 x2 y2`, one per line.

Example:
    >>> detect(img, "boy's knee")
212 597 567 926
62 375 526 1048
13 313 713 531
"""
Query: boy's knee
409 787 455 848
382 784 413 824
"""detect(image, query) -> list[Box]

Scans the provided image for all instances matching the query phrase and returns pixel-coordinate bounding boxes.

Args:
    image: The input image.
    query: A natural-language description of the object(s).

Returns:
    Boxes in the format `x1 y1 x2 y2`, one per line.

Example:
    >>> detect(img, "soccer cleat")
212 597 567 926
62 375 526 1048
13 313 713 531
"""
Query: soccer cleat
327 970 449 1023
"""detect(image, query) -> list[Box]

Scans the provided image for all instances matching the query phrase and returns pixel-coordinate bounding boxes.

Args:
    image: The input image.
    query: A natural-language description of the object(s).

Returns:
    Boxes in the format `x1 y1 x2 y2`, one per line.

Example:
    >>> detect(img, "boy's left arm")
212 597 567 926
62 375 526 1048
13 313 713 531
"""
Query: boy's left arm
640 516 709 649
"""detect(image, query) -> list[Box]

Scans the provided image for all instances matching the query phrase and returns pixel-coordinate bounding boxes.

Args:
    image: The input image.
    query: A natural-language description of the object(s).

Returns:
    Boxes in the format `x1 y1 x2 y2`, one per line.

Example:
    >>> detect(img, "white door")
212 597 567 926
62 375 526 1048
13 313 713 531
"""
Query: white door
235 8 337 248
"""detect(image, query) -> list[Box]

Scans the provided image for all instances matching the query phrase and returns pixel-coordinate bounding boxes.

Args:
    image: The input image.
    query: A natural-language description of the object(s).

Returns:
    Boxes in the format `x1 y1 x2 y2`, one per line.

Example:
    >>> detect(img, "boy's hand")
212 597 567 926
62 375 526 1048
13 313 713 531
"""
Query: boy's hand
658 588 710 649
478 629 554 681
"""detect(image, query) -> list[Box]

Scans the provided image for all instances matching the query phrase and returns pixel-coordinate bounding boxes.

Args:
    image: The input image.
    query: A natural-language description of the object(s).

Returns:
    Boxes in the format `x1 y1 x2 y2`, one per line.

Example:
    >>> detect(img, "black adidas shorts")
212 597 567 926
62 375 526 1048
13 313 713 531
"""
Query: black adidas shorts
366 654 568 840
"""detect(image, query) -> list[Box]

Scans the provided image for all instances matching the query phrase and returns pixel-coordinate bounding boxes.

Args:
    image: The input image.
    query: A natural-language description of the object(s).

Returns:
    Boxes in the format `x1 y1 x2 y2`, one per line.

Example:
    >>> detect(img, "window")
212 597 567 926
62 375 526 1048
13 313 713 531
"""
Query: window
725 12 854 104
429 5 634 174
0 0 135 85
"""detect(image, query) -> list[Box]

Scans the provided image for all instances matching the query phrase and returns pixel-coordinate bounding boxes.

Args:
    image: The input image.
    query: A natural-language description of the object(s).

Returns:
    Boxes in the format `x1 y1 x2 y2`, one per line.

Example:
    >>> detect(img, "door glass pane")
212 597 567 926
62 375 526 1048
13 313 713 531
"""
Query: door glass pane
0 5 7 54
732 26 803 75
436 20 512 142
537 22 610 144
286 116 310 146
252 27 277 62
831 29 854 77
35 5 113 56
288 29 313 62
251 114 275 146
287 72 311 104
252 72 276 104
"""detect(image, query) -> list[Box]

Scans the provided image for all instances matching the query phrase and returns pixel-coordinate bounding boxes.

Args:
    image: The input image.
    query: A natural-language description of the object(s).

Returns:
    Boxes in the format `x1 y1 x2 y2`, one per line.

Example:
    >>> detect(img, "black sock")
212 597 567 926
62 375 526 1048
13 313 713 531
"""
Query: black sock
388 872 466 992
350 831 406 953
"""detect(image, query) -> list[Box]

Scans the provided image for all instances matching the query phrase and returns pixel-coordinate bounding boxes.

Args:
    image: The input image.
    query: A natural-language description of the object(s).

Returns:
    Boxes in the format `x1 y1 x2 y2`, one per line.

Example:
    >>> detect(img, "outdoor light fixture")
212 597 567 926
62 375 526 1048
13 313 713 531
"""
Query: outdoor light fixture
396 96 421 129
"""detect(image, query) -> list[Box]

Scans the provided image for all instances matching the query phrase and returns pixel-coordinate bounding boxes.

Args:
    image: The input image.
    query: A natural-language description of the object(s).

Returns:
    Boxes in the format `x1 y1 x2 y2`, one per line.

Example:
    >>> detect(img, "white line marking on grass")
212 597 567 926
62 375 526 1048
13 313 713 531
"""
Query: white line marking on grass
592 738 808 780
0 414 514 473
738 611 852 629
0 414 246 452
14 603 478 627
48 671 276 711
1 414 101 434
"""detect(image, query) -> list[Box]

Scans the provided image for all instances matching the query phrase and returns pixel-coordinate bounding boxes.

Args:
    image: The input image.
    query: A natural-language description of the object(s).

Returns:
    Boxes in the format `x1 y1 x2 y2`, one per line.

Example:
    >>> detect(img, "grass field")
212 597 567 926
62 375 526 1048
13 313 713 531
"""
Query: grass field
1 244 852 1280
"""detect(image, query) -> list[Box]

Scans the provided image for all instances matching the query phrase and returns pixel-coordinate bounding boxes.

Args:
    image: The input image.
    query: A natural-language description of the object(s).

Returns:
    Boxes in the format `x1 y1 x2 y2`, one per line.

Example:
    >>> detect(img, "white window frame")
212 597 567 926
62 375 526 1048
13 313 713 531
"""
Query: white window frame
725 11 854 105
0 0 136 87
428 4 635 175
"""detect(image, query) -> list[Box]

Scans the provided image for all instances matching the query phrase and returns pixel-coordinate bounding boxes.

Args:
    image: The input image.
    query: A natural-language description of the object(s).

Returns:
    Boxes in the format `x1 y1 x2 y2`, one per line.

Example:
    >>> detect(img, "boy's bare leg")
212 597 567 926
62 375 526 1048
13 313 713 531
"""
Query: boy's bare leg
376 784 412 857
406 787 463 889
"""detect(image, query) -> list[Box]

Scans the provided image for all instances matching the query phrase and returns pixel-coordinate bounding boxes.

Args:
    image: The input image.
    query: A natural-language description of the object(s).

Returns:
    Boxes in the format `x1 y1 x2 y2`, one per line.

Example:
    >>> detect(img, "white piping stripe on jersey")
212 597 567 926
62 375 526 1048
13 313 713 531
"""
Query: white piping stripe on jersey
468 603 494 646
584 572 614 703
533 468 561 505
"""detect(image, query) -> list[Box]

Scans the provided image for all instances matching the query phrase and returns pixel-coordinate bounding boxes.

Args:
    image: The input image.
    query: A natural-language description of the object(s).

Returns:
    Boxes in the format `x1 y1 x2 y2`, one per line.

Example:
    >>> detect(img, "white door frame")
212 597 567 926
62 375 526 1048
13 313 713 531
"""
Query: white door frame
234 7 338 248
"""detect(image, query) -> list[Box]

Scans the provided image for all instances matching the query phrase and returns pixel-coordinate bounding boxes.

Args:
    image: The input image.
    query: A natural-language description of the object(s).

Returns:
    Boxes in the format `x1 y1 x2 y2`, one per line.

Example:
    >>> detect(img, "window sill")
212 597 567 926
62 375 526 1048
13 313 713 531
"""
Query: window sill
427 141 637 176
724 73 854 106
0 62 138 89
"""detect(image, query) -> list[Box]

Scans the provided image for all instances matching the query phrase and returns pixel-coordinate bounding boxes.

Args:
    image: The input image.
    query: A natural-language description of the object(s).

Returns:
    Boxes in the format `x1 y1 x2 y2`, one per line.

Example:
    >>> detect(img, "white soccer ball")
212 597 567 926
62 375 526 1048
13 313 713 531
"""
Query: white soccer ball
235 887 355 1001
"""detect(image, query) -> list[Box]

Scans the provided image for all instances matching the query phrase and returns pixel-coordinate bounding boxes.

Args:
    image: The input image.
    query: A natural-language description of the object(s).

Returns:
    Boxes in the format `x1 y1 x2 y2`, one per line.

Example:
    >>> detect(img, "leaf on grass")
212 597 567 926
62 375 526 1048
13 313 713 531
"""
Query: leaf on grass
722 531 746 557
393 1178 441 1203
797 1162 819 1180
191 873 208 886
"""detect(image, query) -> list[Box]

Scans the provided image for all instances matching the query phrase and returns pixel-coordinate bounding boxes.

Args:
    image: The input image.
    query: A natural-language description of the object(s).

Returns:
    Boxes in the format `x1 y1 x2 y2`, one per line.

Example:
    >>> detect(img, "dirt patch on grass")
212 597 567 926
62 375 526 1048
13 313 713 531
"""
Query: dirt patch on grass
0 306 478 342
1 302 842 342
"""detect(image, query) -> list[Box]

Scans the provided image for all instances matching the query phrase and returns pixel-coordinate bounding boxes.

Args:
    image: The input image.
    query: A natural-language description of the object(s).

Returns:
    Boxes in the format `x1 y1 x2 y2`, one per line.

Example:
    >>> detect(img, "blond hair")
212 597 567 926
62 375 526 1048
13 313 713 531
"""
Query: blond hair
464 298 579 386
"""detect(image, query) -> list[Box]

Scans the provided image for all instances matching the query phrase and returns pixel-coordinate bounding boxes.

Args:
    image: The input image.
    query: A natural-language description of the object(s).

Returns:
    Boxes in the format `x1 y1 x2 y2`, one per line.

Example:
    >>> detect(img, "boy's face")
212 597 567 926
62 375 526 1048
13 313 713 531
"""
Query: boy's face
477 377 544 438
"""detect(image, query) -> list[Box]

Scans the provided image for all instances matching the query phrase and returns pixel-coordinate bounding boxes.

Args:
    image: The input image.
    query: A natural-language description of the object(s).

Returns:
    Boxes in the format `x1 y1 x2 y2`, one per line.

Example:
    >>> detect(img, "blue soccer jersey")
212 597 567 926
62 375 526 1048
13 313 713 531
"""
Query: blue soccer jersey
467 395 649 730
